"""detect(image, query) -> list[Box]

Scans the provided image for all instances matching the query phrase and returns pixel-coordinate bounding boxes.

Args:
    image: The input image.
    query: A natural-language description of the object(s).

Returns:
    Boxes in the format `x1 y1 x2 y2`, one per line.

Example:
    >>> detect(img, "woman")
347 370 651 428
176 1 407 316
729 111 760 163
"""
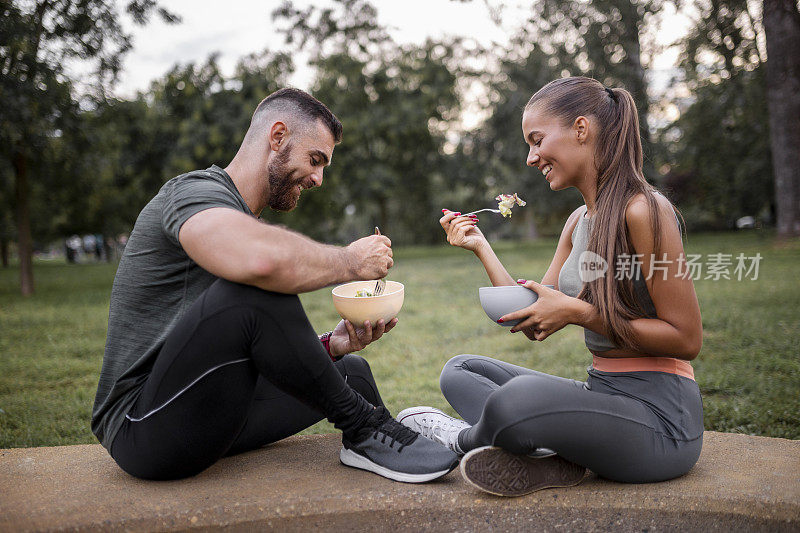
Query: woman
399 76 704 497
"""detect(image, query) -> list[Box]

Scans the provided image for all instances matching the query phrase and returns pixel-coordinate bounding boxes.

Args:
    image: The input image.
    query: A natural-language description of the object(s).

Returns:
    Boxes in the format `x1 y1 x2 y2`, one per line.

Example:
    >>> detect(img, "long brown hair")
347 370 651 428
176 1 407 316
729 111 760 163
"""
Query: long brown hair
527 76 679 350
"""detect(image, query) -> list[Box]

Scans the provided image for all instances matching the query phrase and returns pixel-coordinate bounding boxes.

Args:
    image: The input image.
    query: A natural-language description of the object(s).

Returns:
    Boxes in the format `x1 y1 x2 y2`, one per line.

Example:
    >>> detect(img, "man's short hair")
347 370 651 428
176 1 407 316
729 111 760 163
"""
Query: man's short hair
254 88 343 143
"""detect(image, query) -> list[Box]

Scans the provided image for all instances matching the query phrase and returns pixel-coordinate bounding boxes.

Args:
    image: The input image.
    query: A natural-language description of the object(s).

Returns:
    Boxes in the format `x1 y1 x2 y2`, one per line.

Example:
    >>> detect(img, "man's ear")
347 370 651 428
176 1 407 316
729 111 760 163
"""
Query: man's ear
573 116 589 145
268 121 287 151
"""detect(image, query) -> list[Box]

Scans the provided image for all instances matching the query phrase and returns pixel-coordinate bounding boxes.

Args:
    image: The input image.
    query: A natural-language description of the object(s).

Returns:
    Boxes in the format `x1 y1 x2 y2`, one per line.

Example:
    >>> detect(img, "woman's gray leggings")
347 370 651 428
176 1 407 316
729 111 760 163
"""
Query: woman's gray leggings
441 354 704 483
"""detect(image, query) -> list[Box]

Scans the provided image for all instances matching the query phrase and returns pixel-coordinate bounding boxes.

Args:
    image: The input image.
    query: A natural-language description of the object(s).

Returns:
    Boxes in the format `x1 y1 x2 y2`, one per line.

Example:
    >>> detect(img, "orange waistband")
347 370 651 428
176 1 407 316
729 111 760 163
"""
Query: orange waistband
592 355 695 380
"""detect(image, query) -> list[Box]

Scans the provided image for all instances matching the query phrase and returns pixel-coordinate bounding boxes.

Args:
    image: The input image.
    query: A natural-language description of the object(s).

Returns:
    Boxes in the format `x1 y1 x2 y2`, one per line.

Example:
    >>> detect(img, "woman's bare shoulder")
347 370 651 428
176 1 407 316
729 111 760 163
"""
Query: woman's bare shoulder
626 192 680 254
561 205 585 239
625 192 674 227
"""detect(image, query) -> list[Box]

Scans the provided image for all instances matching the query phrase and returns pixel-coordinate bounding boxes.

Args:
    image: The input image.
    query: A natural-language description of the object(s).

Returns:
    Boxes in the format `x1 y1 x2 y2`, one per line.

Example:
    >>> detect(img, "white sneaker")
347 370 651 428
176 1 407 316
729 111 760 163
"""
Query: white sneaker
397 406 471 455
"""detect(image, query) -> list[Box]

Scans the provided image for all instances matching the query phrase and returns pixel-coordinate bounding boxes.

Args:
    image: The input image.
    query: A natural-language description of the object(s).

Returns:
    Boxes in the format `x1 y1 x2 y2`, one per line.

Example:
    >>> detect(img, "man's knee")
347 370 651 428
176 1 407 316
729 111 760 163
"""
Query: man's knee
336 354 383 407
337 353 373 376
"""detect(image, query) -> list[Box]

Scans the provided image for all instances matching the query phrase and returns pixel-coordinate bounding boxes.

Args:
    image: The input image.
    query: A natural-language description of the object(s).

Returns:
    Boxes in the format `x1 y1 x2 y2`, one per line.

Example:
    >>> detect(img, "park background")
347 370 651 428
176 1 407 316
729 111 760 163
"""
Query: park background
1 0 798 447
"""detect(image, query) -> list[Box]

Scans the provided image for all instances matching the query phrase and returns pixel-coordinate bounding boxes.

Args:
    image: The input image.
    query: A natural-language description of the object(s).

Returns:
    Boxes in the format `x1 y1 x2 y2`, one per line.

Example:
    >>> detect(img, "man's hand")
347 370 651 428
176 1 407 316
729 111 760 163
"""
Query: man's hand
328 317 398 358
344 235 393 280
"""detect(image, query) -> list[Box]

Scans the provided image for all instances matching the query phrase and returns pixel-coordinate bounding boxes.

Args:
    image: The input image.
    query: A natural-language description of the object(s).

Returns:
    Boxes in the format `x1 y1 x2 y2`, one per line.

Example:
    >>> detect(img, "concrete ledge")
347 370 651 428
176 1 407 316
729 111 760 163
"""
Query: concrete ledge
1 431 798 532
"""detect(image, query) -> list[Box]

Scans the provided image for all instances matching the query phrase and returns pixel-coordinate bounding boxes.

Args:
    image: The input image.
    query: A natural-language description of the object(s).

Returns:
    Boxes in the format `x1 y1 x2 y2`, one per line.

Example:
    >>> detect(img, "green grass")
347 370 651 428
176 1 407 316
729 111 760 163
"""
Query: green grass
1 231 798 448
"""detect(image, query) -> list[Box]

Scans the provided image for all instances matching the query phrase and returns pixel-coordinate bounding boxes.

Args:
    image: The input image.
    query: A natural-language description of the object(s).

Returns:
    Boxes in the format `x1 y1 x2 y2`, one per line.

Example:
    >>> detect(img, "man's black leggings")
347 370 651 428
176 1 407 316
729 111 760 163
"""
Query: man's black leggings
110 279 382 480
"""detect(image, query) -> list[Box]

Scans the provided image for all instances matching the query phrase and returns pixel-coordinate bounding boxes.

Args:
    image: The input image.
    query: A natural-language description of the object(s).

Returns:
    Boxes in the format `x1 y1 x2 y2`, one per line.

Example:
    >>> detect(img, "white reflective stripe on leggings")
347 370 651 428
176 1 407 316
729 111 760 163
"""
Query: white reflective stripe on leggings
125 358 250 423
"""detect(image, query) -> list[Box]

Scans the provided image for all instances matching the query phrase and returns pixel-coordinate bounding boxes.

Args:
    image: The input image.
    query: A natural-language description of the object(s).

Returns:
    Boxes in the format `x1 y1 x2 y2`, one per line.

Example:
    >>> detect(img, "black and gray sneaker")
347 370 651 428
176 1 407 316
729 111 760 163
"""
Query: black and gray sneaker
340 406 459 483
460 446 587 497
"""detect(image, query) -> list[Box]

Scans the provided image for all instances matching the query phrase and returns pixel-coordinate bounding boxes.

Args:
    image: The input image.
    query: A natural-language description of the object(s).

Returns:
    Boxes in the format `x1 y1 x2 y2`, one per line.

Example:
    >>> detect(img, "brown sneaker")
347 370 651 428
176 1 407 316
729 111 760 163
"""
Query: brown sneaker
460 446 587 497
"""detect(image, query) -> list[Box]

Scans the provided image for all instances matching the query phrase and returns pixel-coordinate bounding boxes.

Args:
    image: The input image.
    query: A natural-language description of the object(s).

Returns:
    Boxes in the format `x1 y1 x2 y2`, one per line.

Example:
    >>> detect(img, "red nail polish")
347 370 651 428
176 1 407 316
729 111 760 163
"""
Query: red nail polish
454 212 461 215
510 329 516 333
442 209 447 212
517 279 527 284
497 318 504 323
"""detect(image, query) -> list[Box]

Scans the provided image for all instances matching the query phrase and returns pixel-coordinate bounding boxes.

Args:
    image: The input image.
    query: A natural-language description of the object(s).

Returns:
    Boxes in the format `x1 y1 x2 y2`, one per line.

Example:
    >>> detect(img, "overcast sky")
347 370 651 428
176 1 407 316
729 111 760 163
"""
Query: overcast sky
116 0 691 100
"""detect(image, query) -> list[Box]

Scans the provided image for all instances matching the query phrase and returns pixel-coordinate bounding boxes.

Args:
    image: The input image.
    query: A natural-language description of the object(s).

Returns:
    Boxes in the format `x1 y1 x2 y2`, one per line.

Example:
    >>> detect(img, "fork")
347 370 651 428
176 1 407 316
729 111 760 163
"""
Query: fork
373 227 386 296
460 208 502 217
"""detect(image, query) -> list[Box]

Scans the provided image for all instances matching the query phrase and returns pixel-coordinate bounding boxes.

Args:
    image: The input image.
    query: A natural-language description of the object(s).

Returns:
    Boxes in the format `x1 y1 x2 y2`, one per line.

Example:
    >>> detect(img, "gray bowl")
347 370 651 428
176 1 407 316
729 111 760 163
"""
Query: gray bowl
479 285 552 327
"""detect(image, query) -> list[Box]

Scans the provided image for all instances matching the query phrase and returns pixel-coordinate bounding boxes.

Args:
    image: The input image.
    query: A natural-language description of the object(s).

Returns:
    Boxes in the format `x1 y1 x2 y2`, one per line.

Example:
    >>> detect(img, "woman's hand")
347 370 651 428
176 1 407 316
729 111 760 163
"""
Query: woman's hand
440 209 488 253
329 317 398 358
500 280 580 341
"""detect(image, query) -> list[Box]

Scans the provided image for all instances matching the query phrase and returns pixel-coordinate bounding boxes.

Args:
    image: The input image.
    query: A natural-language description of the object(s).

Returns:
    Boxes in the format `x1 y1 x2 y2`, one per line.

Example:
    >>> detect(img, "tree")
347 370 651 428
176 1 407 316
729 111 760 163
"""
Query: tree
763 0 800 237
0 0 177 295
503 0 666 180
660 68 773 229
459 37 587 239
271 0 462 244
444 0 665 234
65 50 295 239
0 161 12 267
661 0 775 230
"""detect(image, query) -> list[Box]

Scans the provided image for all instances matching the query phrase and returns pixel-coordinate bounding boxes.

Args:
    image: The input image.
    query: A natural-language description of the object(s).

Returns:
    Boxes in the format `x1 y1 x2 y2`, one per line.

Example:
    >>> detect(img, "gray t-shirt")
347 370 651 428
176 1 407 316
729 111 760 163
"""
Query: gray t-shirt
91 165 253 449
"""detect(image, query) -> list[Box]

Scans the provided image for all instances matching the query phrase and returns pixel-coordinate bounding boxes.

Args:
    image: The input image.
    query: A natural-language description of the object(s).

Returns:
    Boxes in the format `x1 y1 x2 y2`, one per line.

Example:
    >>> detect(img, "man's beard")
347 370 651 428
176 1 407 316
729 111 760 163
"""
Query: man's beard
267 143 301 211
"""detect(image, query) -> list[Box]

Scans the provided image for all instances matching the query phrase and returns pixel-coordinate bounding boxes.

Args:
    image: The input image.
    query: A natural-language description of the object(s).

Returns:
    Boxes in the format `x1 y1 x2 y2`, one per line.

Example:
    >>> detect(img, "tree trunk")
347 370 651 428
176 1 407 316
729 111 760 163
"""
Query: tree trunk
764 0 800 237
1 238 8 268
611 0 652 180
627 29 649 139
14 151 34 295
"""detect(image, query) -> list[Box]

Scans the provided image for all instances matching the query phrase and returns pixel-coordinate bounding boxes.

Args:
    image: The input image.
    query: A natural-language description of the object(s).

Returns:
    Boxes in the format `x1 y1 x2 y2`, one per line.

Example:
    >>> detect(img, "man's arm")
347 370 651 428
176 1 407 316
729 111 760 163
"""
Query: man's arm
179 207 393 294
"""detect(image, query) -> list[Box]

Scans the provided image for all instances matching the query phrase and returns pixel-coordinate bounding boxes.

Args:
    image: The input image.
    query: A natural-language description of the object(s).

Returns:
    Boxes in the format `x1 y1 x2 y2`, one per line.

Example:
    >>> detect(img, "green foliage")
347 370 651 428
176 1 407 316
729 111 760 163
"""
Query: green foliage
659 68 773 230
0 0 784 259
520 0 662 175
458 43 584 237
527 0 661 106
267 1 463 244
0 0 177 293
679 0 764 85
451 0 668 239
658 0 772 230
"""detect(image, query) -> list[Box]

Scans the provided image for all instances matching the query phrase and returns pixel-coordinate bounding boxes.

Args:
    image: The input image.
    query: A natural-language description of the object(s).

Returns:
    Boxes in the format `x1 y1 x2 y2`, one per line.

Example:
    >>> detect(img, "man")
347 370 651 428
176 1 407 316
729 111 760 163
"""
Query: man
91 88 458 482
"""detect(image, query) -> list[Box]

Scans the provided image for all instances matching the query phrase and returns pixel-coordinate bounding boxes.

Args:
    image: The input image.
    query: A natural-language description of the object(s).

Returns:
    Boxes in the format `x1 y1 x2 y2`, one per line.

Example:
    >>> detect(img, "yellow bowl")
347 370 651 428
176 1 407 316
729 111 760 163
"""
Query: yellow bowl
331 281 404 326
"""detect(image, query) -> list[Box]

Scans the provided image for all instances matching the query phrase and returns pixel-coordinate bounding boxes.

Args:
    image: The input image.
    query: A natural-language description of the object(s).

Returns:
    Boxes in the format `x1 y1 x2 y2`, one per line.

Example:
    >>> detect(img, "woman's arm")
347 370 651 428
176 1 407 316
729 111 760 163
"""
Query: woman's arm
571 194 703 360
474 242 516 286
441 209 515 285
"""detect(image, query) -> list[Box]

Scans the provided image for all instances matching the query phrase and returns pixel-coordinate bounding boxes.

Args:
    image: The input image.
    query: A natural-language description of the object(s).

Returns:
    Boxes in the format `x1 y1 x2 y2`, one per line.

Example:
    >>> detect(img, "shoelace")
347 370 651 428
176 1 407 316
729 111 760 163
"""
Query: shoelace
419 415 461 438
372 416 419 452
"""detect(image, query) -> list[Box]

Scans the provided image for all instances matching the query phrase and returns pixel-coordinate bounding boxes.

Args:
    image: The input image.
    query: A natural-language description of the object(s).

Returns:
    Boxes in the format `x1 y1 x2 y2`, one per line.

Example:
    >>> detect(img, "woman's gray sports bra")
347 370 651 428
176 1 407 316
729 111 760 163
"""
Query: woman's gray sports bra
557 206 658 352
